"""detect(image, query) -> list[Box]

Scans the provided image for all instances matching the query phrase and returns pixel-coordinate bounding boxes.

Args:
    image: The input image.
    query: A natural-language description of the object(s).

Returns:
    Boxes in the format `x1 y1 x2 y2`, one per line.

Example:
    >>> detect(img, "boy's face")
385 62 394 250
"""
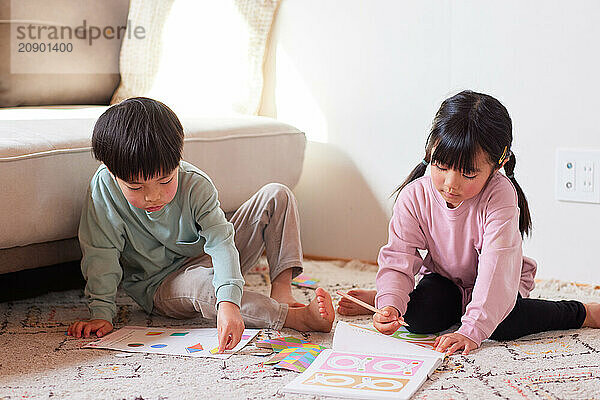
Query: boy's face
114 168 179 213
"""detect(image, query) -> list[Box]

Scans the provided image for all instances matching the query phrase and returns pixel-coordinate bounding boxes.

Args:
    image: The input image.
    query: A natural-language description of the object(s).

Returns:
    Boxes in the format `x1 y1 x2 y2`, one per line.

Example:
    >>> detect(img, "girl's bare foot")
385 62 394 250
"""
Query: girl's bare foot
336 289 377 316
583 302 600 328
284 288 335 332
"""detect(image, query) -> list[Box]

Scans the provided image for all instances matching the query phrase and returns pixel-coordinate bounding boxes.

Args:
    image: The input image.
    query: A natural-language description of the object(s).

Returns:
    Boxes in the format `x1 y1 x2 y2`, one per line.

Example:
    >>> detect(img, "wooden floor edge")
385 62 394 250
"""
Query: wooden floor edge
303 254 378 266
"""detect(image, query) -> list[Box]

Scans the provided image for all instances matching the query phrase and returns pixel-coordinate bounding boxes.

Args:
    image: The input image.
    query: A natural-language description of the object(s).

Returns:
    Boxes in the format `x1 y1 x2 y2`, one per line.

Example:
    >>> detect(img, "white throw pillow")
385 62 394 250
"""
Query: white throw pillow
111 0 280 116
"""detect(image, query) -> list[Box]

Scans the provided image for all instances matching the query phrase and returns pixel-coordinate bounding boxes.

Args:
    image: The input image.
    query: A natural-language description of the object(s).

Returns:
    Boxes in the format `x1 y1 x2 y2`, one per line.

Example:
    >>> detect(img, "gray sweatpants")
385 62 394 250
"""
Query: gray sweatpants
152 183 303 330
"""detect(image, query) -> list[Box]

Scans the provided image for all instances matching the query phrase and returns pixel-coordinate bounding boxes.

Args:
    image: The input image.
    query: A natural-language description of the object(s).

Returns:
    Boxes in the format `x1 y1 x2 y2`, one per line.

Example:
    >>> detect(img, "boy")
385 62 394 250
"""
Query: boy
68 97 334 351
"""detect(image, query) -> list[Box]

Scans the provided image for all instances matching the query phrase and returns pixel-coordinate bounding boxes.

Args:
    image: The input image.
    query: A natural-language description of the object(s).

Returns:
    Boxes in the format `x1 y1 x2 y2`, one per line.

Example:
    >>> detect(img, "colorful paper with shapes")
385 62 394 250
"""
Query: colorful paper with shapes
266 344 325 365
185 343 204 353
273 346 324 373
291 273 319 289
256 336 314 352
265 347 298 365
83 326 260 359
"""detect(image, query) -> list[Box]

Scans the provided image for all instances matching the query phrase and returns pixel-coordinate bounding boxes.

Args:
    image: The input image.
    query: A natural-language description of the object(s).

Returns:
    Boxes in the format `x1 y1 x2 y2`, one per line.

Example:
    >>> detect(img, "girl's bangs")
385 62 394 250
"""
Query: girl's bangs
431 133 478 175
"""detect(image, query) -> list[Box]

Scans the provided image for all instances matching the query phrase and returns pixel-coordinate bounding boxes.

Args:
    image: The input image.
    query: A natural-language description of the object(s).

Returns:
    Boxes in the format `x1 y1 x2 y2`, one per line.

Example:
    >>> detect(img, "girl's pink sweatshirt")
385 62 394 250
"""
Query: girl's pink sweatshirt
375 172 536 346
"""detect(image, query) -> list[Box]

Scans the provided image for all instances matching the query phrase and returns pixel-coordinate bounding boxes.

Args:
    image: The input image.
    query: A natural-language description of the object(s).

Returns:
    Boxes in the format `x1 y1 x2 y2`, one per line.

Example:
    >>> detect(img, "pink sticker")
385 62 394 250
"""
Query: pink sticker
320 352 423 376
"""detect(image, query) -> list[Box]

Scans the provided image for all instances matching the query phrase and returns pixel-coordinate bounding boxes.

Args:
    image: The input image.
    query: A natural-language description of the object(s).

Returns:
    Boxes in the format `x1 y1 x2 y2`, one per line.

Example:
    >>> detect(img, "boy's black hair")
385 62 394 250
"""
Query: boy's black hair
92 97 184 182
393 90 532 237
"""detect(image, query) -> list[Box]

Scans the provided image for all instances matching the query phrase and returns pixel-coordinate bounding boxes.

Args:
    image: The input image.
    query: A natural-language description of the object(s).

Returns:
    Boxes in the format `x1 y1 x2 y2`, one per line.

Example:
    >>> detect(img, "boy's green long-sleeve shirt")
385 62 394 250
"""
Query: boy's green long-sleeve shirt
79 161 244 323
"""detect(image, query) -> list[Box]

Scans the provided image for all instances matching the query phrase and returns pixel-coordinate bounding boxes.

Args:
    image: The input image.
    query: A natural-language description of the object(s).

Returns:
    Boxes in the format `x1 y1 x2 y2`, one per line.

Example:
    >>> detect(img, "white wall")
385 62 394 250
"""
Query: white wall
269 0 600 284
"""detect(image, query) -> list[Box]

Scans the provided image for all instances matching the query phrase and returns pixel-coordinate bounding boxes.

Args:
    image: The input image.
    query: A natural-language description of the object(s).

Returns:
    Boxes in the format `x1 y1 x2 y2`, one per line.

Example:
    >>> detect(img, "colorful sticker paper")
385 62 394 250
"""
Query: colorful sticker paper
273 347 324 373
265 347 299 365
259 335 326 372
256 336 316 351
291 273 320 289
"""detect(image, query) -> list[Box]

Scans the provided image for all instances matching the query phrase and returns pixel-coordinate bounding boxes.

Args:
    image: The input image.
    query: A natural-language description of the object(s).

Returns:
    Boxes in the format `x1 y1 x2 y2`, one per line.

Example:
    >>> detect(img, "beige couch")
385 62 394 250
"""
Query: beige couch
0 1 306 274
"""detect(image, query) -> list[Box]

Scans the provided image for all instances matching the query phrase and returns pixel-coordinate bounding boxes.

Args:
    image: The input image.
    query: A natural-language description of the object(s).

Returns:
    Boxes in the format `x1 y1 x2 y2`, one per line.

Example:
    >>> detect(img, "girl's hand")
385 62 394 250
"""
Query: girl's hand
373 306 404 335
434 332 478 355
217 301 245 353
68 319 113 338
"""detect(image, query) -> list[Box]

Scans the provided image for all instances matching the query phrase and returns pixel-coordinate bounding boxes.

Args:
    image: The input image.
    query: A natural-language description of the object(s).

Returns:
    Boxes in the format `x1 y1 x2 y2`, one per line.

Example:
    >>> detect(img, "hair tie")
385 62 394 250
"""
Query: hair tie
421 159 429 166
498 146 508 164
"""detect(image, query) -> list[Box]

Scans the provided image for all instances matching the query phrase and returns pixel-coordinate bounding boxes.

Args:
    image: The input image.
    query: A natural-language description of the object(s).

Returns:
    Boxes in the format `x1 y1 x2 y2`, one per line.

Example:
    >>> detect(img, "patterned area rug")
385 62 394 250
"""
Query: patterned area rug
1 258 600 399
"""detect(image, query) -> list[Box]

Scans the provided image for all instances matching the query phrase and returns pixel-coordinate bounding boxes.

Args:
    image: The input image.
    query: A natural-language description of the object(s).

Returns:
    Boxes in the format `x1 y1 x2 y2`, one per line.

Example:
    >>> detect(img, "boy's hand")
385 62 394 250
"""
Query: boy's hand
217 301 245 353
373 306 404 335
68 319 113 338
434 332 478 355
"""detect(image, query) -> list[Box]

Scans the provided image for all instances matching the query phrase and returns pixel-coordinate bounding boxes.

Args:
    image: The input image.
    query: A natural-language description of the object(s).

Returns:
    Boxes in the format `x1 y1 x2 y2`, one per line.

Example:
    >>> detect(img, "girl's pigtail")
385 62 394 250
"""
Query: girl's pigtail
392 149 432 201
504 152 532 237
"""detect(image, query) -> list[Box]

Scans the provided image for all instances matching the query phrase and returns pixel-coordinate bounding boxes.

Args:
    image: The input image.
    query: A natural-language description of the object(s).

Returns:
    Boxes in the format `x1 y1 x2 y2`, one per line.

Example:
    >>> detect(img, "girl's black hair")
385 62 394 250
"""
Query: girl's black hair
92 97 184 182
393 90 532 237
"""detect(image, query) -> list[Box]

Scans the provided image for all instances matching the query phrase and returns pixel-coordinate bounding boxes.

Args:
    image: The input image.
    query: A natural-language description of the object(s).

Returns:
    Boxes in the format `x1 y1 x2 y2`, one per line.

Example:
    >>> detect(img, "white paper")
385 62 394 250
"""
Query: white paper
83 326 260 359
333 321 444 360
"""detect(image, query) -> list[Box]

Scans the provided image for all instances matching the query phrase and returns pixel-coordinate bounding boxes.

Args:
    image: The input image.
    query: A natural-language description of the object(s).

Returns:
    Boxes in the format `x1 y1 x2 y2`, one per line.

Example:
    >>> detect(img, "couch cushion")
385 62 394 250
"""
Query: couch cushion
0 107 305 249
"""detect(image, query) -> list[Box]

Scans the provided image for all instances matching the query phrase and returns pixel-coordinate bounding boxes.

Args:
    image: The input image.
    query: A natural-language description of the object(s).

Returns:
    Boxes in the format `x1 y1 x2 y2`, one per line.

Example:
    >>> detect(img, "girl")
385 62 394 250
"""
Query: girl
338 90 600 355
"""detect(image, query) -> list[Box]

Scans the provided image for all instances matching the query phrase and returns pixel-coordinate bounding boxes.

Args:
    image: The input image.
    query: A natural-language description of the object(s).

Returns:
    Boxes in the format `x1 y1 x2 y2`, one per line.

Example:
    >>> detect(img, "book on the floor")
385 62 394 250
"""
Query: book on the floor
83 326 260 359
281 321 444 399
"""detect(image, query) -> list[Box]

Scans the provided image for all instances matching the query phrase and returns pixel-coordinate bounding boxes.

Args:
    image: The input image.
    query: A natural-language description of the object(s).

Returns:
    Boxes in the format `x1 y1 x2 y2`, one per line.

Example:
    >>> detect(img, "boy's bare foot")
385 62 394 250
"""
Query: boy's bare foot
270 269 305 308
583 302 600 328
271 285 305 308
284 288 335 332
336 289 377 316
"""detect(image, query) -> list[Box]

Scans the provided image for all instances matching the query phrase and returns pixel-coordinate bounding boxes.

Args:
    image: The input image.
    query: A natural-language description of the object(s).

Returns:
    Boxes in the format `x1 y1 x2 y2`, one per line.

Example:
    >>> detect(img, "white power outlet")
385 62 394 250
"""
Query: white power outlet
556 149 600 203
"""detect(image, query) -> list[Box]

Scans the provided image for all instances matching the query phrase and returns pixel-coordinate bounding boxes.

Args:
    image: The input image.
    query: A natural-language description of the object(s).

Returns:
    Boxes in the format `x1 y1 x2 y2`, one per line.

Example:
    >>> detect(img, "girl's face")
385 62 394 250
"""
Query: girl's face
430 148 497 208
114 168 179 213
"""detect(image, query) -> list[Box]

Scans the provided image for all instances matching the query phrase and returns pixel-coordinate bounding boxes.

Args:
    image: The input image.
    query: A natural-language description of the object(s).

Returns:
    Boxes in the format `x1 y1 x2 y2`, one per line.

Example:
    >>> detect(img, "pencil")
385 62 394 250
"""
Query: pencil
336 290 409 327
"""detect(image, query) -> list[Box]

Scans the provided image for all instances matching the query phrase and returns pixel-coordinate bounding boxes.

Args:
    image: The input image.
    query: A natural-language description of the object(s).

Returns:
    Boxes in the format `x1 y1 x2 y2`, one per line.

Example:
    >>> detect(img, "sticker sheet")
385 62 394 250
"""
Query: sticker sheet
83 326 260 359
256 336 319 351
271 347 324 372
259 335 326 372
283 349 441 399
291 273 320 289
